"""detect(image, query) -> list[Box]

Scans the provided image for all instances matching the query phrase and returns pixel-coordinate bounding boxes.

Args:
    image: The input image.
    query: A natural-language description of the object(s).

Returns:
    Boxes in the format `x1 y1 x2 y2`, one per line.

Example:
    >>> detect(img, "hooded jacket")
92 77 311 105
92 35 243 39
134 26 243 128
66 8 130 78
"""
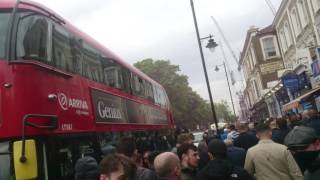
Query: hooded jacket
197 159 252 180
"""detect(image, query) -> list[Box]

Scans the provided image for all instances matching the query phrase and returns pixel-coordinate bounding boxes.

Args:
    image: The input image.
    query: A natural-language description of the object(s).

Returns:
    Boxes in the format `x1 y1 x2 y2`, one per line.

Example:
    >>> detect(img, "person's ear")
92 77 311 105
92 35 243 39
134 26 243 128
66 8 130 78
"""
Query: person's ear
315 139 320 150
134 149 140 158
182 153 187 161
100 174 108 180
208 152 213 160
174 165 181 176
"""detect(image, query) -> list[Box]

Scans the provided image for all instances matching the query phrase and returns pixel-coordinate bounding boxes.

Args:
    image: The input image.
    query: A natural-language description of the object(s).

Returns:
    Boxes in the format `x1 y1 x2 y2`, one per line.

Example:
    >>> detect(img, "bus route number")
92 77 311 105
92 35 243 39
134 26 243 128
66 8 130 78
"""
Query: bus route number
62 123 73 131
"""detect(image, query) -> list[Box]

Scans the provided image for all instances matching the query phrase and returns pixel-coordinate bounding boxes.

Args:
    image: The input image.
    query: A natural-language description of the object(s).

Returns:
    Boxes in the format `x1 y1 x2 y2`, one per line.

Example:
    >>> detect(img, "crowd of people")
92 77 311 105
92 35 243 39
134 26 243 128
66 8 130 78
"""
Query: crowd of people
74 109 320 180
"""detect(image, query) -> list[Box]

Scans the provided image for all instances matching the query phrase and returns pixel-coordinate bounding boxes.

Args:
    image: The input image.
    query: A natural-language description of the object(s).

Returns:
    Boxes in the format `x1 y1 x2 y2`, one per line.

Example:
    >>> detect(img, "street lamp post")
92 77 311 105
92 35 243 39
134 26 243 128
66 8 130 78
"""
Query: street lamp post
215 62 236 116
190 0 219 130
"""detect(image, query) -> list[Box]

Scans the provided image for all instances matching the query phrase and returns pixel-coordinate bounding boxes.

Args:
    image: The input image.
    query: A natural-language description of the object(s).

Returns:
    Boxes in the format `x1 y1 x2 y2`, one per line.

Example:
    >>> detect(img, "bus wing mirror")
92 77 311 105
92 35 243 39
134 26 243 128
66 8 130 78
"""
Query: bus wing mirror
13 139 38 180
20 114 58 163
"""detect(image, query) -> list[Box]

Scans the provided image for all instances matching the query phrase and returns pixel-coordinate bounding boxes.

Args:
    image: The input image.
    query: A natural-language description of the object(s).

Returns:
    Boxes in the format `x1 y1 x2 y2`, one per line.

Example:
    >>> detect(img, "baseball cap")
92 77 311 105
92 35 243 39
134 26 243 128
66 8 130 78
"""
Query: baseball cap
284 126 319 150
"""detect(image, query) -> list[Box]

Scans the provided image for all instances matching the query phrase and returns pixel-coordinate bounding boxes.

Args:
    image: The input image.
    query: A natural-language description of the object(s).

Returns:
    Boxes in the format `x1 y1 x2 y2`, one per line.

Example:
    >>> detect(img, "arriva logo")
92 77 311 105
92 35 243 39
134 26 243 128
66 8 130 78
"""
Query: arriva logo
58 93 88 110
58 93 68 110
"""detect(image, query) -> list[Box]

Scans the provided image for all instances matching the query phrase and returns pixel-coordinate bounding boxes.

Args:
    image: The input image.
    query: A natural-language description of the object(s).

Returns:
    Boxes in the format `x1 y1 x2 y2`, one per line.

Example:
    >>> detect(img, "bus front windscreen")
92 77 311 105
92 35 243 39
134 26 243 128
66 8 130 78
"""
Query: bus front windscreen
0 12 10 59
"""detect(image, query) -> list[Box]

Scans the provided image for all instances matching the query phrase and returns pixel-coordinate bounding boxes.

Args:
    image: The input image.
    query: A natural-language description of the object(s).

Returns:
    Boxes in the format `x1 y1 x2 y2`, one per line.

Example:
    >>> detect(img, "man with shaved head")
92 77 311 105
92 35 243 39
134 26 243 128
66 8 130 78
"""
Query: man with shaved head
154 152 181 180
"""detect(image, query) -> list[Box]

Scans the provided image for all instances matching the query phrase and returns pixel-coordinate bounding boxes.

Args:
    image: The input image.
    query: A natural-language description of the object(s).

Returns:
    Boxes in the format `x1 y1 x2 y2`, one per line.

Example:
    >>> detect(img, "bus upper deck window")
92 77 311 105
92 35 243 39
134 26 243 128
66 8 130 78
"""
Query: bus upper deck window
101 58 124 90
53 24 74 72
16 12 49 62
0 12 10 59
82 42 103 82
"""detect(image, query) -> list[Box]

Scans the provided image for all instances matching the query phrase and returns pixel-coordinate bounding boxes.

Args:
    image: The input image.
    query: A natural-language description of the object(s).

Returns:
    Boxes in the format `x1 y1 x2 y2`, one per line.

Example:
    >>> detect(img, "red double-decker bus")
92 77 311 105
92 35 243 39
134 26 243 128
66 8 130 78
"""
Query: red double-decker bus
0 0 173 179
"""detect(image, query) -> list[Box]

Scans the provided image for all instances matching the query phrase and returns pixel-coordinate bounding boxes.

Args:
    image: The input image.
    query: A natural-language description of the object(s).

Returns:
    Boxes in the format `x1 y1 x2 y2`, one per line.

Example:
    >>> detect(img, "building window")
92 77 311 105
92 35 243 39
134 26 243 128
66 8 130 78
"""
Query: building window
312 0 320 13
284 22 292 46
248 89 255 104
245 94 251 108
297 0 309 28
247 54 254 70
256 73 263 91
261 36 278 59
290 7 302 36
252 80 260 99
250 45 257 65
279 30 287 53
242 64 248 81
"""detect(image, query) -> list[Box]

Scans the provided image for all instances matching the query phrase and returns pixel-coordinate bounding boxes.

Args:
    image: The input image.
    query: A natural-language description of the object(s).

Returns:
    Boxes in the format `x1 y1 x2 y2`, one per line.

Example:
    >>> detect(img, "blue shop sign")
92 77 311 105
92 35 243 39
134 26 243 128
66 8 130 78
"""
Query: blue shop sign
312 60 320 86
311 59 320 77
282 72 310 93
281 73 299 92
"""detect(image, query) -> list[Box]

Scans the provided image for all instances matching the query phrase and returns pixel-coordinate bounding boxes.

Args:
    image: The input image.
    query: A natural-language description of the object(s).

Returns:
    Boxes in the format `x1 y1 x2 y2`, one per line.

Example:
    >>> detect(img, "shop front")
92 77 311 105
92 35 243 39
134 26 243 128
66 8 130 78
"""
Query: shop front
281 71 313 113
283 87 320 112
249 98 269 122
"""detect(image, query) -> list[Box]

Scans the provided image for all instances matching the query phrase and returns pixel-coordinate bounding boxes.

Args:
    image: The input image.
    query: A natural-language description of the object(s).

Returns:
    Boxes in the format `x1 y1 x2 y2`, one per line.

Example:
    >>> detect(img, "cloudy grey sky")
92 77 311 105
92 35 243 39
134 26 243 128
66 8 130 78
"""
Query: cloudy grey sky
33 0 281 113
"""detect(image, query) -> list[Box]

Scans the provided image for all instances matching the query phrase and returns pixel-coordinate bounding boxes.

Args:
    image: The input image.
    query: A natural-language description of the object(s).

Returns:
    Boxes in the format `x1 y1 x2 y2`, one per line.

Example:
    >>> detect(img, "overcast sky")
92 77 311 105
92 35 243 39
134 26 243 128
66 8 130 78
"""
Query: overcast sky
33 0 282 114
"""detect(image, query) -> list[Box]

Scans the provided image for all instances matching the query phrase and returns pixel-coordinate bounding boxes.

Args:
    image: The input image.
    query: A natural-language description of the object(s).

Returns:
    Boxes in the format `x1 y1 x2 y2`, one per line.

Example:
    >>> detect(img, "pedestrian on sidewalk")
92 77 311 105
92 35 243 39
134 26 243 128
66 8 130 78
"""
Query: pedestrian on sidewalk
244 123 303 180
284 126 320 180
197 139 252 180
233 123 258 151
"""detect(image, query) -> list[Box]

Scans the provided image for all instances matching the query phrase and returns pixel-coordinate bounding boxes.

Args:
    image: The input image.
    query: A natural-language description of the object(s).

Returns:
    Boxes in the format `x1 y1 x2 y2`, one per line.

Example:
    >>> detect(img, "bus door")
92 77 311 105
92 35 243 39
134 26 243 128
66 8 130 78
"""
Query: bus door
44 135 102 180
0 141 12 180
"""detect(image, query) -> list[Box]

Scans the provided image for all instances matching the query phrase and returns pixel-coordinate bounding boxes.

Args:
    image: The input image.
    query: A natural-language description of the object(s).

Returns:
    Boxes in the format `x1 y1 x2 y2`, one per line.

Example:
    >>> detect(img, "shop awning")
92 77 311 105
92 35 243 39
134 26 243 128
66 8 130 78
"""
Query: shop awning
283 100 300 111
283 87 320 111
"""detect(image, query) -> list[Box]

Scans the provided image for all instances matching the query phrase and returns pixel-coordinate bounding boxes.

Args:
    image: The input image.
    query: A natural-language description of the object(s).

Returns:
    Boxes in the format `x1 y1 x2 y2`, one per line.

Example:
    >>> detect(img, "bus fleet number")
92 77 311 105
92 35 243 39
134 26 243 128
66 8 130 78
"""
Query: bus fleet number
61 123 73 131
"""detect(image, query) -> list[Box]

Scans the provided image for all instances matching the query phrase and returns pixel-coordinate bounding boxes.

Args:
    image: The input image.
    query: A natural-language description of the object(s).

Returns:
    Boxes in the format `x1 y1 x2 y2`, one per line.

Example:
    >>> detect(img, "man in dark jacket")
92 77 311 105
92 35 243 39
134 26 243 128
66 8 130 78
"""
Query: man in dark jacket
233 123 258 151
197 139 252 180
225 139 246 167
272 118 291 144
197 140 210 170
302 109 320 135
284 126 320 180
